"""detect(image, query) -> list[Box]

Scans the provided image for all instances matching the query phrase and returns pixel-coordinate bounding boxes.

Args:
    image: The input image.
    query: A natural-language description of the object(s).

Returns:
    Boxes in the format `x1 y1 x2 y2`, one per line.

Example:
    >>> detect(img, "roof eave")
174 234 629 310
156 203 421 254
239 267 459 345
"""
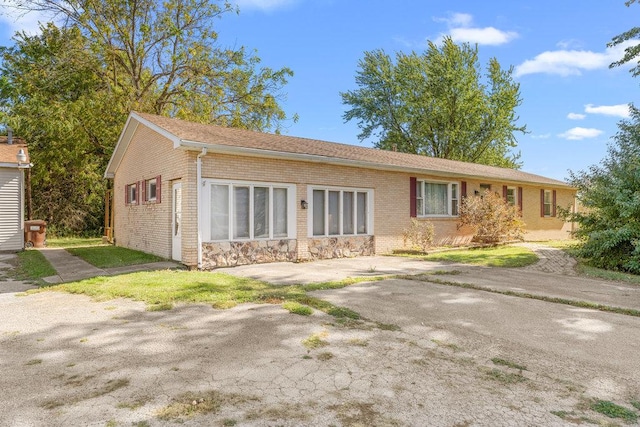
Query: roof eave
178 140 573 189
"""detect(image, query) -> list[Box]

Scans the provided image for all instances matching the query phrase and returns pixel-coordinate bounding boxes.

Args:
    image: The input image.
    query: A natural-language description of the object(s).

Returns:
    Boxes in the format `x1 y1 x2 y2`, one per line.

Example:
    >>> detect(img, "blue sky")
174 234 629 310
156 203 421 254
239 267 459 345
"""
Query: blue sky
1 0 638 181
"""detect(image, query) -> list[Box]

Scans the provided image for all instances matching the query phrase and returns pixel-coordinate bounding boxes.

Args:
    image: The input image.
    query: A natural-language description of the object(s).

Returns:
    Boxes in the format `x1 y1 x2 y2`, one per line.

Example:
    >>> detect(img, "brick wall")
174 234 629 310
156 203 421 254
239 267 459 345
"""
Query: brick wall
113 126 188 260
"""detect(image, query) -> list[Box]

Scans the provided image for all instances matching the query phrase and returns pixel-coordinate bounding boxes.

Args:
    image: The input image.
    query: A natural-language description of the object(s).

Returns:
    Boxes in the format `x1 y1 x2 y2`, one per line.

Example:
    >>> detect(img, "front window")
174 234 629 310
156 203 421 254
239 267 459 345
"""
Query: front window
506 187 516 206
417 180 459 216
204 180 295 241
310 187 372 236
146 178 157 202
543 190 552 217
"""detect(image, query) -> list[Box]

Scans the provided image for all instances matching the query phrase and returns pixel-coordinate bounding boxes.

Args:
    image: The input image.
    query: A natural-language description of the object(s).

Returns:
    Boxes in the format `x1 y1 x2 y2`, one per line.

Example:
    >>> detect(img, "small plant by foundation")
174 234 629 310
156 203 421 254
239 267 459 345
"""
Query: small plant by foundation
402 218 435 252
282 301 313 316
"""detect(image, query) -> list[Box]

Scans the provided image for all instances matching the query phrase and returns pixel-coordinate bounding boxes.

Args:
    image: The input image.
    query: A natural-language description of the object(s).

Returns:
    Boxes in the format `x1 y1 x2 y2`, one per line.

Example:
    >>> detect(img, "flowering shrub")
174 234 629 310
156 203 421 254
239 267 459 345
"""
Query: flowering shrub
458 190 525 243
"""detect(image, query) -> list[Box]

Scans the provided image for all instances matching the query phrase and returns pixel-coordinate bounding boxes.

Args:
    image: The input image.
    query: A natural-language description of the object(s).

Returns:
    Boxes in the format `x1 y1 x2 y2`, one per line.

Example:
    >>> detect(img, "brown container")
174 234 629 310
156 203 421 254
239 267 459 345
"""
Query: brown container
24 220 47 248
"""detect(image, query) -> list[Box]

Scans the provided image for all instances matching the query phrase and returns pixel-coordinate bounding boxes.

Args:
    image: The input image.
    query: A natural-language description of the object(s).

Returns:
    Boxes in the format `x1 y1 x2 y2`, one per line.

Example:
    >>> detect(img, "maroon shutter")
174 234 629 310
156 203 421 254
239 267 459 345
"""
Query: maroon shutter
125 185 129 205
540 189 545 217
410 177 417 217
461 181 467 198
552 190 557 217
502 185 508 201
156 175 162 203
517 187 523 214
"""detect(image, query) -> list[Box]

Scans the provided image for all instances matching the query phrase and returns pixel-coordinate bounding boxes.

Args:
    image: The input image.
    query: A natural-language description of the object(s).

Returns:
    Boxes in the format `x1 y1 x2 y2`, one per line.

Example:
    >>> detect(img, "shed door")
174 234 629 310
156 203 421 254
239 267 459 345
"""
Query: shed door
0 169 23 251
171 182 182 261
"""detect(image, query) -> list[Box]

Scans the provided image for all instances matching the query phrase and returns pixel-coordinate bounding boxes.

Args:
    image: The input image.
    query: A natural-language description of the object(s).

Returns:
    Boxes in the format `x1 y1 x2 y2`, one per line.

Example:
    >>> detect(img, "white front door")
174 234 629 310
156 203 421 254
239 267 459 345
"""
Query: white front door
171 182 182 261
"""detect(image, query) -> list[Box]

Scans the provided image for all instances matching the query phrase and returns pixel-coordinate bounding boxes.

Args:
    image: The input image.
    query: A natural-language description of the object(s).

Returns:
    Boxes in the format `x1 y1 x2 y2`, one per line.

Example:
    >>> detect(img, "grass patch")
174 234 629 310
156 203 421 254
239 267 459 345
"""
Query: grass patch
631 400 640 411
282 301 313 316
590 400 638 423
46 237 105 248
32 270 364 318
418 245 538 268
484 368 527 384
156 390 256 422
302 332 329 349
67 246 164 268
25 358 42 365
10 250 57 283
491 357 527 371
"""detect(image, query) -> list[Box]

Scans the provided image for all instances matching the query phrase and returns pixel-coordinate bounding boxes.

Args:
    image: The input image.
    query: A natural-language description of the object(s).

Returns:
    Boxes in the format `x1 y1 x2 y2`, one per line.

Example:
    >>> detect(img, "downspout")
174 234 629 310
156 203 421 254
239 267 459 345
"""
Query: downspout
196 148 208 269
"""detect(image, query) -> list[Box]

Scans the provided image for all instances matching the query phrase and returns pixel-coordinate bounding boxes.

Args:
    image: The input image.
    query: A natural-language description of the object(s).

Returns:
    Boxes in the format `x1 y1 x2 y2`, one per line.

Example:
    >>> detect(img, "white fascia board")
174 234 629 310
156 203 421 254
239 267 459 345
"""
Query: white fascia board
178 140 571 189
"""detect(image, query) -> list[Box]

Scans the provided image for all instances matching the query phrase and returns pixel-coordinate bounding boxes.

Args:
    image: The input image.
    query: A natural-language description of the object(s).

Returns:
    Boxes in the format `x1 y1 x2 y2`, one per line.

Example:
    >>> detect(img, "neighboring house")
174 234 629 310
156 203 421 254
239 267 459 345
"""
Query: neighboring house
0 134 30 251
105 112 576 269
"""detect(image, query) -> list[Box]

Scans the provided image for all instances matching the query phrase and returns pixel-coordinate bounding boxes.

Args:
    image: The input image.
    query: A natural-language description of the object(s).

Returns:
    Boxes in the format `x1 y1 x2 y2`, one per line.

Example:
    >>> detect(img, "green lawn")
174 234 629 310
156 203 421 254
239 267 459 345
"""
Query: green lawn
46 237 106 248
10 250 57 283
33 270 374 317
66 246 165 268
419 245 539 268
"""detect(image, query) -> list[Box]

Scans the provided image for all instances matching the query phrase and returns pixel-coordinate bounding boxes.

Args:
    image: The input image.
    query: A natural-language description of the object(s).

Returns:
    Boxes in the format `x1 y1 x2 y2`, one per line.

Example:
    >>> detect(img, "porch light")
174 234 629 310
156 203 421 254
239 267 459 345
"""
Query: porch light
300 199 308 209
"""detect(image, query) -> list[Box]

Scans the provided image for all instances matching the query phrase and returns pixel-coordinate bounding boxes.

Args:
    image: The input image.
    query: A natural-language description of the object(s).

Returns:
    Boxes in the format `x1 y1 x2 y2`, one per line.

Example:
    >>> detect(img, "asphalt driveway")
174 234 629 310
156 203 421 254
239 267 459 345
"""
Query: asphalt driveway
2 250 640 426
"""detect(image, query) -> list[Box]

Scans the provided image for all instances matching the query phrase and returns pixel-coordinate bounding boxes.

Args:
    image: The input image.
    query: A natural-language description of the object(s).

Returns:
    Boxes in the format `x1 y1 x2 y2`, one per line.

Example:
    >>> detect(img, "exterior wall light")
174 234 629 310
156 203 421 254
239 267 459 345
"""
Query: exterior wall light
301 200 308 209
16 148 27 164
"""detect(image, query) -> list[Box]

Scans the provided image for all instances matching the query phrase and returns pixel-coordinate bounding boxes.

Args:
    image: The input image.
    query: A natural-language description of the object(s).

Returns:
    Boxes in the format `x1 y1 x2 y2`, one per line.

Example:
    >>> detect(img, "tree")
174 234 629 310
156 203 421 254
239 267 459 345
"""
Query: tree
609 0 640 77
458 190 525 243
341 37 526 169
0 0 294 234
0 25 124 233
566 106 640 273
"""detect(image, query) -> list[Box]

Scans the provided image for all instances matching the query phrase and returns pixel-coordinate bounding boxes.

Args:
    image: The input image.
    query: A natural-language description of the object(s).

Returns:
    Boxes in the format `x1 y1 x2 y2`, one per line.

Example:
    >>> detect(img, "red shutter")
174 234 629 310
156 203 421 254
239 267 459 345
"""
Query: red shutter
502 185 508 201
410 177 417 217
461 181 467 198
125 185 129 205
540 189 545 217
156 175 162 204
552 190 557 217
517 187 523 214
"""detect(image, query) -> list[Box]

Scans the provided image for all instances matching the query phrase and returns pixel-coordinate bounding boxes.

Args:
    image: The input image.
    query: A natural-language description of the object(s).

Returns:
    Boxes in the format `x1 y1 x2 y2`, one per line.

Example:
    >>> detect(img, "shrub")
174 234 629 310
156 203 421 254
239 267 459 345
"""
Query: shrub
402 218 435 252
458 190 525 243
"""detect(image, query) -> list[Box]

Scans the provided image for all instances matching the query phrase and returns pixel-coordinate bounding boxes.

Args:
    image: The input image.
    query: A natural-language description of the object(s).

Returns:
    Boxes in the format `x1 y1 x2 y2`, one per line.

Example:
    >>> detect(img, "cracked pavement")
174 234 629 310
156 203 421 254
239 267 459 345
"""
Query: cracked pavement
1 251 640 426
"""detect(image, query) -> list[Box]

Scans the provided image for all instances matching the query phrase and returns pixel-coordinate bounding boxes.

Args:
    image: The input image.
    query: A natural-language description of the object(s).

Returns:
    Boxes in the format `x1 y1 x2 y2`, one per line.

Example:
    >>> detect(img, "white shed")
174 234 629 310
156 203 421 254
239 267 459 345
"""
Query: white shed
0 134 30 251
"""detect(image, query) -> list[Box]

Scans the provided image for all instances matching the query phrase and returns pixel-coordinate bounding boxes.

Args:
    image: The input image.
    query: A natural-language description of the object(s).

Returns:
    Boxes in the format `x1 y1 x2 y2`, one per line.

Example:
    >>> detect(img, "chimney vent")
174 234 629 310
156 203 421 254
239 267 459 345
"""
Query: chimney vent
7 126 13 145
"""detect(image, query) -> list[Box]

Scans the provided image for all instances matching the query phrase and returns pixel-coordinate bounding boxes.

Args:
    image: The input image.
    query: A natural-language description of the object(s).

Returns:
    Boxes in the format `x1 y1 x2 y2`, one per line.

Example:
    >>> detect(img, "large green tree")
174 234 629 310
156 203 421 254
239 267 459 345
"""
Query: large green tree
567 106 640 274
0 0 294 234
341 37 526 169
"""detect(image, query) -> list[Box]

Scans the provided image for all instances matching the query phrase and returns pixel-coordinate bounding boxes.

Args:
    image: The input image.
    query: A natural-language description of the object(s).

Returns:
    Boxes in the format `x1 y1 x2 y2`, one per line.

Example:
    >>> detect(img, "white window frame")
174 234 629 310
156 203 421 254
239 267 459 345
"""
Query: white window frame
416 179 459 217
202 179 296 242
126 183 137 205
146 178 157 202
506 186 517 206
307 186 374 237
543 189 552 217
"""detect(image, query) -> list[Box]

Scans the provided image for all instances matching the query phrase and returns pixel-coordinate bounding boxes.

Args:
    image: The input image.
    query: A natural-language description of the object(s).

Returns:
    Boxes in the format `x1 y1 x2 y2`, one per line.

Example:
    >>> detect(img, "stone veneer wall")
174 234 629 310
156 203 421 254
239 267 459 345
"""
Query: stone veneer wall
201 239 297 269
307 236 374 260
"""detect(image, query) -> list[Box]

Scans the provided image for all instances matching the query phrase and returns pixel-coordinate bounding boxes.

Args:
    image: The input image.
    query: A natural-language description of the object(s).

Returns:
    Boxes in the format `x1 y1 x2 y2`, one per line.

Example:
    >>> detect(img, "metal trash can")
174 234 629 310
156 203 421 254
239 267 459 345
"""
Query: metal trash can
24 220 47 248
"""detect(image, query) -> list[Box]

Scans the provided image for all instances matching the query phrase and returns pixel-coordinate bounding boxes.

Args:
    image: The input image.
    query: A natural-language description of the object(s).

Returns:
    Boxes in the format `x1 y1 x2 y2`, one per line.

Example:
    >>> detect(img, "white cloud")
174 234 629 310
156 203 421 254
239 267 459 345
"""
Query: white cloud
567 113 586 120
233 0 299 11
584 103 631 118
450 27 518 46
434 12 518 46
0 1 52 36
558 127 603 140
515 41 638 77
531 133 551 139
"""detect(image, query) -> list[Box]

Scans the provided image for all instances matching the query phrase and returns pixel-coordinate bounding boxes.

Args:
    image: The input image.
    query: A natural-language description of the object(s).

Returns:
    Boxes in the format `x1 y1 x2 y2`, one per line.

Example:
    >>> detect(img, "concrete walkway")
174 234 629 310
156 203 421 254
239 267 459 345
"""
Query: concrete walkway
38 248 181 284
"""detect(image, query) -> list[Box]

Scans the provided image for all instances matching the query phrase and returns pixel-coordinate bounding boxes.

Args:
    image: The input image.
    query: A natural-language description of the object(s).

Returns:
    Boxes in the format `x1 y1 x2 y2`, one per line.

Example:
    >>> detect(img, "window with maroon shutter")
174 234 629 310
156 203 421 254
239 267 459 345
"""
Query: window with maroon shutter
541 189 553 217
502 185 508 200
552 190 557 217
461 181 467 198
410 177 417 217
126 183 138 205
156 175 162 203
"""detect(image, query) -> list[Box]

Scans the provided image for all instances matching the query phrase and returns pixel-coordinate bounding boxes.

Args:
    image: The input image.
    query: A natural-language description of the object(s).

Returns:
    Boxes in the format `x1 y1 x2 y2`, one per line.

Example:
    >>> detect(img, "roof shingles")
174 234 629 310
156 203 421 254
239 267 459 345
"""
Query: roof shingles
0 137 29 165
135 112 570 187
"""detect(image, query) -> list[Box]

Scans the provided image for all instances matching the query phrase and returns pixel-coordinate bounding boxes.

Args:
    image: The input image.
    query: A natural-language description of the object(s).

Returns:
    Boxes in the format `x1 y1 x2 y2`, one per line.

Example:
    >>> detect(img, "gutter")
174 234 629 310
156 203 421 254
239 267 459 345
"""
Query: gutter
196 147 208 270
